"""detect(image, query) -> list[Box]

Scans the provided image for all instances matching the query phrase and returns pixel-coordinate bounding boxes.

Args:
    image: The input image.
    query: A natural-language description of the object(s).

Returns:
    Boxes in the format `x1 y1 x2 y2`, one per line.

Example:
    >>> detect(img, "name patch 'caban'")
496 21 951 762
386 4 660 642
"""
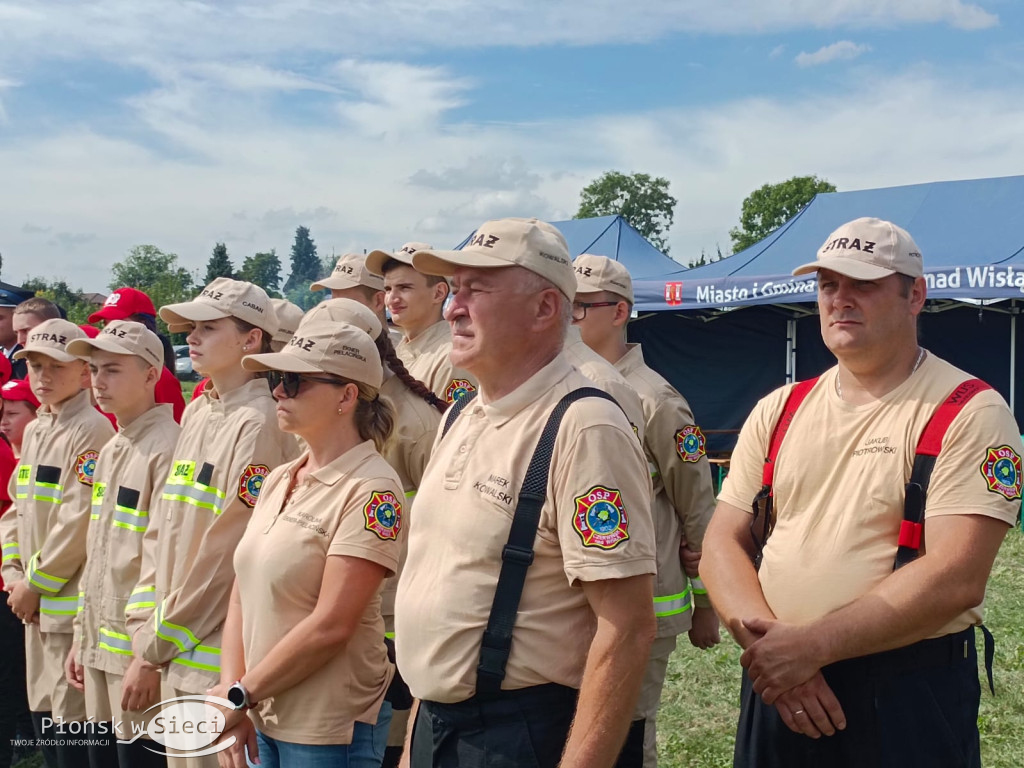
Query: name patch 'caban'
980 445 1023 500
572 486 629 549
363 490 402 541
238 464 270 507
675 425 707 462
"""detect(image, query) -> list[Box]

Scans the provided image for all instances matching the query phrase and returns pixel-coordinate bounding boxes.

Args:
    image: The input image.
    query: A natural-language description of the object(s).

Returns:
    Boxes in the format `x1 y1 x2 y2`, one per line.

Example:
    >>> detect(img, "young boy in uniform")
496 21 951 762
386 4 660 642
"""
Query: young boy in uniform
64 321 180 768
0 319 115 768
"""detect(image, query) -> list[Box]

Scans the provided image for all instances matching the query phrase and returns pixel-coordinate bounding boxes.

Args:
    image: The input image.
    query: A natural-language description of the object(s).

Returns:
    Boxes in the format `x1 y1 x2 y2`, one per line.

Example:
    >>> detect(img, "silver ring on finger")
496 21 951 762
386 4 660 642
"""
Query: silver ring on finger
793 709 805 715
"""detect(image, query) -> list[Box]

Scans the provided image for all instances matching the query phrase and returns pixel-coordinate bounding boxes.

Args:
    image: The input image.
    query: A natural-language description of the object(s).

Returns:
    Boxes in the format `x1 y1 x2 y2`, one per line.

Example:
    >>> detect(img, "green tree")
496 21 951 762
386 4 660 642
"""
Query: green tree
730 175 837 253
204 242 236 283
687 244 725 269
22 277 94 324
239 249 283 298
283 226 320 293
576 171 677 254
109 245 195 336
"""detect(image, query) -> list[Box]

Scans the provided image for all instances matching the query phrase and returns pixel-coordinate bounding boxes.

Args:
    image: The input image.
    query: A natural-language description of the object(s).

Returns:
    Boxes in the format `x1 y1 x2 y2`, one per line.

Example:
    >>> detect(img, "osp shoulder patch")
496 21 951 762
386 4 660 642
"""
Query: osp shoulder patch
980 445 1023 501
75 451 99 485
445 378 477 404
363 490 402 541
675 425 707 463
238 464 270 508
573 486 629 549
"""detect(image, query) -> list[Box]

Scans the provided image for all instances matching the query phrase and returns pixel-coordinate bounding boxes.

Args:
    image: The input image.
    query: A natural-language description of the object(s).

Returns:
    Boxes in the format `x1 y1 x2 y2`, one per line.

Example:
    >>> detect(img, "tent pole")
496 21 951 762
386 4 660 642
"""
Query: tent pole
1011 301 1017 418
786 318 797 384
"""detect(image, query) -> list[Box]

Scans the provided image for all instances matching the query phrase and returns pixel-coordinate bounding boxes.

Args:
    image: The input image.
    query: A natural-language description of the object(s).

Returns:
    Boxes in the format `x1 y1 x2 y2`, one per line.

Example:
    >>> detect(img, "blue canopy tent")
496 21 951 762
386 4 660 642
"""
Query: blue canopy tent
626 176 1024 448
456 214 684 278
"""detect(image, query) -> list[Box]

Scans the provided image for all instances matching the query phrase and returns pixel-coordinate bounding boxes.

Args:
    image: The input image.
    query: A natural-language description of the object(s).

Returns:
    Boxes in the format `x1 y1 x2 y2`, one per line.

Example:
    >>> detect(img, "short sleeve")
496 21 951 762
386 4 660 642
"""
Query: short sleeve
328 479 404 576
717 386 792 513
551 401 655 585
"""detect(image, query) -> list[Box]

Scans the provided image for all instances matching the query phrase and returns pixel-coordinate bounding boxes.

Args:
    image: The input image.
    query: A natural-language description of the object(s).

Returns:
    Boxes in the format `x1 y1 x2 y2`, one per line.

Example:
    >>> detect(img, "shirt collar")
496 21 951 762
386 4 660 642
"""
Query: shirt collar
207 378 274 410
614 343 646 378
288 440 380 488
398 320 449 357
119 403 174 440
39 389 93 424
480 353 575 428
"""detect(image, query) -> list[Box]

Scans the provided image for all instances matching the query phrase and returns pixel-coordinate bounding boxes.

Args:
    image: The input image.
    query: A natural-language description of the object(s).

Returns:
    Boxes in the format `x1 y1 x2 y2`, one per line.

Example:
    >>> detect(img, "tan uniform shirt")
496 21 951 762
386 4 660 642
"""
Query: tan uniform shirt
378 370 442 633
234 441 402 744
616 344 716 637
395 353 655 703
128 379 300 693
564 326 645 443
0 390 115 632
719 354 1022 636
397 320 478 405
74 404 179 674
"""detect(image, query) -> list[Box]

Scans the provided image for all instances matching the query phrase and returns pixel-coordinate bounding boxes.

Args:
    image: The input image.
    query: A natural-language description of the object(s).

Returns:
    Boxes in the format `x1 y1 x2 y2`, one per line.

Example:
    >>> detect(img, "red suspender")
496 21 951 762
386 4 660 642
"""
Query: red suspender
761 377 820 489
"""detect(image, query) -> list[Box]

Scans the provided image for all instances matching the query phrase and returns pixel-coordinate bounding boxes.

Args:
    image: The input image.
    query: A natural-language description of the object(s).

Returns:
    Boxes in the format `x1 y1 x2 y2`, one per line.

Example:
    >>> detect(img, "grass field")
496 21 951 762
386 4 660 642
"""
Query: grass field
657 527 1024 767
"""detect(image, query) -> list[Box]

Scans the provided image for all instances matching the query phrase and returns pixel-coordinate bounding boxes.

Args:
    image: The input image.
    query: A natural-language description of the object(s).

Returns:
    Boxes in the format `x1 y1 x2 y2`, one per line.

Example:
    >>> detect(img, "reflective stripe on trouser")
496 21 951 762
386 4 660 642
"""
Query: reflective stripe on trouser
653 586 693 618
161 481 225 515
40 595 80 616
154 601 201 652
112 504 148 532
26 552 70 594
126 585 156 614
1 541 19 563
171 645 221 673
98 627 133 656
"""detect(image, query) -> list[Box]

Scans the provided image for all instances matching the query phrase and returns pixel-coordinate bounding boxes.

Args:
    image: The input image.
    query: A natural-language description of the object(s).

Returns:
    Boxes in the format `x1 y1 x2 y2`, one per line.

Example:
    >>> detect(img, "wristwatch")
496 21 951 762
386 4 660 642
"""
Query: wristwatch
226 681 254 710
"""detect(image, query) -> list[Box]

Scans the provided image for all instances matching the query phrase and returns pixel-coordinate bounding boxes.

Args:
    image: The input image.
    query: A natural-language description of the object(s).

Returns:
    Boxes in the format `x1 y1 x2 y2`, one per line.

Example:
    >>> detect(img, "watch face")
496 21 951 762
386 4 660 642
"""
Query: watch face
227 685 246 708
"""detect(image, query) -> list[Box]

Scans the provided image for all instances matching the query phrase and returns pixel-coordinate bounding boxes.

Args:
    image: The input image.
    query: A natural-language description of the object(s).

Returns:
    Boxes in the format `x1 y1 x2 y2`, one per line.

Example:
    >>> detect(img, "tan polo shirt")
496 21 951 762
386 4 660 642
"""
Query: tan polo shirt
397 320 478 405
234 441 402 745
0 389 115 633
128 379 300 693
719 353 1022 636
378 370 442 633
564 326 645 443
616 344 716 637
75 404 179 674
395 353 655 703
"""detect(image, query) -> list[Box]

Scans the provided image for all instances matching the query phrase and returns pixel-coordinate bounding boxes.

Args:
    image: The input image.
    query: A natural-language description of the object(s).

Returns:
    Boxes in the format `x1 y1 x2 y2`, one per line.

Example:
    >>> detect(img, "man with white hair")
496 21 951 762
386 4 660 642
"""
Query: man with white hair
396 218 656 767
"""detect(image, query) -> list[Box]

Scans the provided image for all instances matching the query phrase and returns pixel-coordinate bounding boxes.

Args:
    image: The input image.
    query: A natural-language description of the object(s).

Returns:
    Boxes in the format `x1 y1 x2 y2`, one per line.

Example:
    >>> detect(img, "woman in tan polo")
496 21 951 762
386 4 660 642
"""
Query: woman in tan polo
212 317 403 768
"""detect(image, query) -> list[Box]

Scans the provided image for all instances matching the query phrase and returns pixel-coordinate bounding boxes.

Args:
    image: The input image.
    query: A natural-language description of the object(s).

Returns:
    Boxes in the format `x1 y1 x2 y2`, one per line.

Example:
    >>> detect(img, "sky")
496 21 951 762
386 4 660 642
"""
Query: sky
2 0 1024 292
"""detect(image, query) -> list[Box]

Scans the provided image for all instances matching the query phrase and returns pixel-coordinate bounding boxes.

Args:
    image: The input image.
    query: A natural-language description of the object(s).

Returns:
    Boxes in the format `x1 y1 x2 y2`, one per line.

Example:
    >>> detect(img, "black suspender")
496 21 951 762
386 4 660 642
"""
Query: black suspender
441 390 477 438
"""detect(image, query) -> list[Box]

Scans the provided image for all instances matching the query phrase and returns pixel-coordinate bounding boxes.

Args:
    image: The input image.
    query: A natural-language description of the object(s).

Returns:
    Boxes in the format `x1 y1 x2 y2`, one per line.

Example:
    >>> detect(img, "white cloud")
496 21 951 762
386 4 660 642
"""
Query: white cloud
796 40 871 67
769 44 786 59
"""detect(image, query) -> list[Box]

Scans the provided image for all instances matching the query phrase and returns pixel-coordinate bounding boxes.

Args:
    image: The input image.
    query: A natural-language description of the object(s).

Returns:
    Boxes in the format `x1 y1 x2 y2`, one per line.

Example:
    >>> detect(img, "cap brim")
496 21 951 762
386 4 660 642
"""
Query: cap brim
412 249 510 277
87 307 128 324
241 352 324 374
792 257 895 280
159 301 232 332
66 336 145 360
573 283 603 295
13 347 77 363
365 249 412 277
310 276 361 292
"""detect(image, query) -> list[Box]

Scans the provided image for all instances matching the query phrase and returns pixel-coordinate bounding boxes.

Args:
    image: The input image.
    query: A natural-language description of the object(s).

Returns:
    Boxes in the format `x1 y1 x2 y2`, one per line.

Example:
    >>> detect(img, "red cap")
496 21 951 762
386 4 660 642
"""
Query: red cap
0 355 10 388
78 324 100 338
1 379 40 409
88 287 157 324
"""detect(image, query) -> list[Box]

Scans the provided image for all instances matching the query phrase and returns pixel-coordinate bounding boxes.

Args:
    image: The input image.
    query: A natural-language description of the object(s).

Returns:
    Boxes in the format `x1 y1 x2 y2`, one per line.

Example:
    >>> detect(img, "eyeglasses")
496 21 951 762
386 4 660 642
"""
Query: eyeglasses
267 370 346 399
571 300 618 321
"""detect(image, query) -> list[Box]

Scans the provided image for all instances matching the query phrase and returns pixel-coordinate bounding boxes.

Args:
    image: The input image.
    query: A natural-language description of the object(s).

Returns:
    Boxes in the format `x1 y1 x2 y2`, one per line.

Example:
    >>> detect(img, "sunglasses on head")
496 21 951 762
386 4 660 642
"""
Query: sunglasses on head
266 370 347 399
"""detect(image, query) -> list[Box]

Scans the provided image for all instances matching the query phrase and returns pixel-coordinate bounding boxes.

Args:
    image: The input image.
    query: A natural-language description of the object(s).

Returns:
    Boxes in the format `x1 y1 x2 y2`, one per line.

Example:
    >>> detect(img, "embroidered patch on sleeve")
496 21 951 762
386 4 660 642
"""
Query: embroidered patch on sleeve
675 425 707 462
238 464 270 508
75 451 99 486
363 491 402 541
980 445 1023 500
572 486 629 549
444 379 477 404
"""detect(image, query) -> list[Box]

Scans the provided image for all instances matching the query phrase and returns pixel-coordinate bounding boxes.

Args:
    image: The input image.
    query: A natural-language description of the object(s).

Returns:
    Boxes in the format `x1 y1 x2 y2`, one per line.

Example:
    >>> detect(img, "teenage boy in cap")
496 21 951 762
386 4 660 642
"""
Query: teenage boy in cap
11 299 61 381
63 321 179 768
573 253 719 767
1 283 37 381
88 287 185 423
701 218 1021 767
0 319 115 768
365 243 478 405
396 218 656 768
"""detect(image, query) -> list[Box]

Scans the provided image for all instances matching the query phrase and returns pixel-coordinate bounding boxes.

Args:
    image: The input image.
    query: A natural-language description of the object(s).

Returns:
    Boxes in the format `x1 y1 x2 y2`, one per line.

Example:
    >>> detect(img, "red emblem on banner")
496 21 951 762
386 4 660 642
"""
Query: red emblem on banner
664 282 683 306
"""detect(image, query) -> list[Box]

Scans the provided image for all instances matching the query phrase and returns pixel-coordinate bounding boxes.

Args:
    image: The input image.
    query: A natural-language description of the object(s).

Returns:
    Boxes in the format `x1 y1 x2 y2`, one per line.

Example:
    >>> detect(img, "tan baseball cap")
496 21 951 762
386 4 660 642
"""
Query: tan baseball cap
412 218 574 298
242 318 383 389
365 242 433 277
14 319 86 363
159 278 279 335
66 320 164 368
304 298 383 339
269 299 304 351
310 253 386 292
573 253 634 303
793 217 924 280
